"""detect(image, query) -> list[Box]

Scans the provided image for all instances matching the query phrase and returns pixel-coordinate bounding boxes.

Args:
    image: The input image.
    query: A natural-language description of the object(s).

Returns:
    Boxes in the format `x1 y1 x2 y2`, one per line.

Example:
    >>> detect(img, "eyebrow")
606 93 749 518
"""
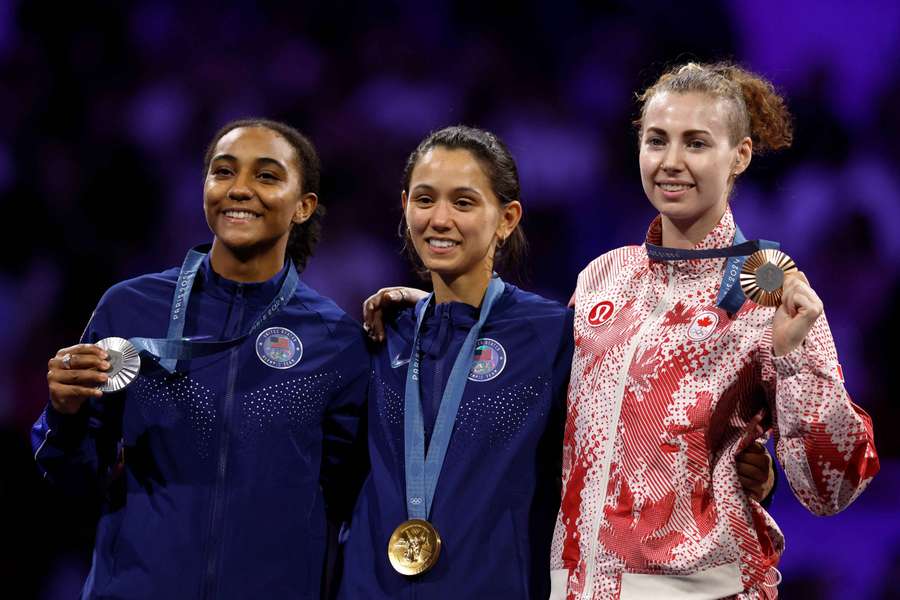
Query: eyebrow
211 154 288 170
645 127 712 137
411 184 483 197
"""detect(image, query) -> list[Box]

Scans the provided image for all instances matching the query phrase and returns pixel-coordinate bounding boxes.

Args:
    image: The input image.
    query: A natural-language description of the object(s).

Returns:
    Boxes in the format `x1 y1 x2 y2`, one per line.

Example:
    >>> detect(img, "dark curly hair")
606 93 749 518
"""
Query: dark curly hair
203 118 324 272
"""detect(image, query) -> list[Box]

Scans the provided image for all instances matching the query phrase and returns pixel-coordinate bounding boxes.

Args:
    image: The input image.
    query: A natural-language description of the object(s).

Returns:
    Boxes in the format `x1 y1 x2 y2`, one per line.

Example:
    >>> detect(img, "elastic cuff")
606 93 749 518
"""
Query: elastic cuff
771 343 806 379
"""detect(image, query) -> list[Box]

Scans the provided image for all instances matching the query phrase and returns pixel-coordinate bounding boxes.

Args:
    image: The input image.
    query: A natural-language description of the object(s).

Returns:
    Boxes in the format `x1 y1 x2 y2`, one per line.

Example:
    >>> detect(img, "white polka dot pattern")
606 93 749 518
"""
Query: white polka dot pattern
133 374 217 458
454 377 549 447
239 371 340 438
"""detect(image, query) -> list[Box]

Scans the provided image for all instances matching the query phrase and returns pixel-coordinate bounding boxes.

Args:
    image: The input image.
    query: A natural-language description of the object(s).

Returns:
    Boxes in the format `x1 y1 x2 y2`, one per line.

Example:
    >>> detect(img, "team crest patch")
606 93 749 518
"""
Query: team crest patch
687 311 719 342
255 327 303 369
468 338 506 382
587 300 615 327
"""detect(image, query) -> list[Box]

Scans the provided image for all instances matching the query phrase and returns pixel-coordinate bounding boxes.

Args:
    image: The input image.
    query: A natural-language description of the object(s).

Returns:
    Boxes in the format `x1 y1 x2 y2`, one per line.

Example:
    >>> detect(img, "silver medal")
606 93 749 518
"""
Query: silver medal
96 337 140 393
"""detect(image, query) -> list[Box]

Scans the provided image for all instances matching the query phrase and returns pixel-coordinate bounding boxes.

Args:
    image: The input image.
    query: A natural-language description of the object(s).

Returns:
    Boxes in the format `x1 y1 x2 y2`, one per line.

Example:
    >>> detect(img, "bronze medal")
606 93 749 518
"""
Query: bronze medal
387 519 442 576
739 249 798 307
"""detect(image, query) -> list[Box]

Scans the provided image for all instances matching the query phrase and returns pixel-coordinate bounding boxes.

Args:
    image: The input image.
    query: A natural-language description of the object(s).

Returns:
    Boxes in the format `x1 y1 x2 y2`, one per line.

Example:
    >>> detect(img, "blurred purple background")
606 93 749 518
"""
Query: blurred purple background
3 1 898 598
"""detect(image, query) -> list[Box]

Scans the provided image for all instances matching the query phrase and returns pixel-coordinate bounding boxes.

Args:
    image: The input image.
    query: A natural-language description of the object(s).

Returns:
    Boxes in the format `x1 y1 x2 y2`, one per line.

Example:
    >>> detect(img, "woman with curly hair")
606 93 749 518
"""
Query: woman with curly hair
550 63 879 600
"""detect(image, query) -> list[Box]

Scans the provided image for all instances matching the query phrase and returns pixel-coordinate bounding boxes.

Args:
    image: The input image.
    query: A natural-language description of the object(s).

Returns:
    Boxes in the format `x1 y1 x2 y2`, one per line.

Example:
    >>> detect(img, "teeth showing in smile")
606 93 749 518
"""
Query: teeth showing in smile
427 239 458 248
224 210 259 219
658 183 694 192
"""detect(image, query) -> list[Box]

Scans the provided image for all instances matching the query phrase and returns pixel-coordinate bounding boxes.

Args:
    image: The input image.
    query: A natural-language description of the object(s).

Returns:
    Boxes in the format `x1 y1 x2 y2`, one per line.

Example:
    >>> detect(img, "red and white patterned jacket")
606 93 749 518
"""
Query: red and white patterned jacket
549 208 879 600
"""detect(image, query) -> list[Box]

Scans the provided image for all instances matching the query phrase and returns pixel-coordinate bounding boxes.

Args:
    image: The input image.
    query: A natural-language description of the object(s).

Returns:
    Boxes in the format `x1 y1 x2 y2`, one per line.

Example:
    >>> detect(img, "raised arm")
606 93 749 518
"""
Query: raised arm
761 273 878 515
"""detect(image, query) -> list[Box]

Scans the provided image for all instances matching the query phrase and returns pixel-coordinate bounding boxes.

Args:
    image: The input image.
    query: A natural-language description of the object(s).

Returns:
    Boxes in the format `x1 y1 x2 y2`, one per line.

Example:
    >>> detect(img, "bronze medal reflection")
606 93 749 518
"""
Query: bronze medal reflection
739 249 798 307
388 519 442 575
95 337 140 393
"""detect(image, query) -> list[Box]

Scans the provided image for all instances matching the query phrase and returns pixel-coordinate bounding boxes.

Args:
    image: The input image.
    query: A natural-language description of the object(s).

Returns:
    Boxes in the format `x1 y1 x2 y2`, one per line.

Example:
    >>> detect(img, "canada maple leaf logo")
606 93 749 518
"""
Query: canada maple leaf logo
599 478 684 570
697 316 713 328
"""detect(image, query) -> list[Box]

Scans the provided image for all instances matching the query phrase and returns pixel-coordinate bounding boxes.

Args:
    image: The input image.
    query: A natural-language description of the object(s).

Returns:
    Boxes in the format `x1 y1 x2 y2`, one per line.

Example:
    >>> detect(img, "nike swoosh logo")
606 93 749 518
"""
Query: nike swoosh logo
391 354 410 368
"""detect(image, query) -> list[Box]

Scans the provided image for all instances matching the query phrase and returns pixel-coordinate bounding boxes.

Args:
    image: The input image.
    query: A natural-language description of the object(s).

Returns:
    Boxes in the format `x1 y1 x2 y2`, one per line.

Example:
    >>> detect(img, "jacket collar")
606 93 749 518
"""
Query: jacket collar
195 252 294 306
645 206 737 275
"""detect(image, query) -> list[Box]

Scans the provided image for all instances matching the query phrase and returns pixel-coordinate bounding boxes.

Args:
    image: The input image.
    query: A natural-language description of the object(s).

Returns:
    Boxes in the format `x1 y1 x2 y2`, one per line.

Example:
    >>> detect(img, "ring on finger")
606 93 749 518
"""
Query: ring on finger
61 353 73 370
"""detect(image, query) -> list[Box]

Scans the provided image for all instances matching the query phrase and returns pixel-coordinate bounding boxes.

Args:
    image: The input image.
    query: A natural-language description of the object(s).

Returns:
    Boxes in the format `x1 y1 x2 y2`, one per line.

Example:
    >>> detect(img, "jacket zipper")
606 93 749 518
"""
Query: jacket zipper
203 284 244 599
580 264 676 598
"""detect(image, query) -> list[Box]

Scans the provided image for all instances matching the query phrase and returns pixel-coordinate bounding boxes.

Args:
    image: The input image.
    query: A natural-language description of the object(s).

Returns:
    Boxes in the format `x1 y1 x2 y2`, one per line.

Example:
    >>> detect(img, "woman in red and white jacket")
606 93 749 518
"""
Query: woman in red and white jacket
550 63 879 599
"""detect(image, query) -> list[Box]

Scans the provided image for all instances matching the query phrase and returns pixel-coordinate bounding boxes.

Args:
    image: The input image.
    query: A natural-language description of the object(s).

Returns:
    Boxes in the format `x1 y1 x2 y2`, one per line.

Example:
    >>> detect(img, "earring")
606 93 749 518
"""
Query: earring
396 217 408 239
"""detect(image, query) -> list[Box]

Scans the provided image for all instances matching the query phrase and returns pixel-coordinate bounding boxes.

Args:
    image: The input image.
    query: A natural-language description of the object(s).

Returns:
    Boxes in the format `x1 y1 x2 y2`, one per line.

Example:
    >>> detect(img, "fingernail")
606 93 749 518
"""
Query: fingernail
101 361 111 370
101 352 109 359
100 374 108 382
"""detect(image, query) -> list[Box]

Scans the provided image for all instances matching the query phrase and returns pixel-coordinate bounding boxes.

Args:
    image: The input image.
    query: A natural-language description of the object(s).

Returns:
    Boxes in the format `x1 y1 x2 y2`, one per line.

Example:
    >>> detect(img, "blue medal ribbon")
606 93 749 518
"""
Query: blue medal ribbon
644 225 779 313
403 276 505 520
129 245 299 372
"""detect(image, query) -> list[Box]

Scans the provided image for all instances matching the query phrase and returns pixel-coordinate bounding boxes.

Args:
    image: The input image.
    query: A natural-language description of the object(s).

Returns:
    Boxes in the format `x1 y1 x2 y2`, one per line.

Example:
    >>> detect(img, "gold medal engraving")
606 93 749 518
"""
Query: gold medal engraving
740 249 798 307
387 519 442 576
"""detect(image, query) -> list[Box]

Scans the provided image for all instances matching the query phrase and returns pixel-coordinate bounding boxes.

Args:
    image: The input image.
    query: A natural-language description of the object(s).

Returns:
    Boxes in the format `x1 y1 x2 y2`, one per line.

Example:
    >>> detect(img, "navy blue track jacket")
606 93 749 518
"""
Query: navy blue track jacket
338 283 574 599
32 255 368 599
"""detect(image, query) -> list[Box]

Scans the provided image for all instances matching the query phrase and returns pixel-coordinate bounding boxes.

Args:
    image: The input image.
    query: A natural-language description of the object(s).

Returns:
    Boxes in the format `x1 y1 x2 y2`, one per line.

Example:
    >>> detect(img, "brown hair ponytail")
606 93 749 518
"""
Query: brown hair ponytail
637 62 794 155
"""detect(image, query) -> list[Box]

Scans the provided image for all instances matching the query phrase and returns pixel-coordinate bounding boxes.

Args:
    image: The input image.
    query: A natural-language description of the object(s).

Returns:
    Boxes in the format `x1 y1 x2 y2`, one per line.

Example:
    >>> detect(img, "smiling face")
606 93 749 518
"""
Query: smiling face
402 147 520 291
639 91 751 241
204 126 312 260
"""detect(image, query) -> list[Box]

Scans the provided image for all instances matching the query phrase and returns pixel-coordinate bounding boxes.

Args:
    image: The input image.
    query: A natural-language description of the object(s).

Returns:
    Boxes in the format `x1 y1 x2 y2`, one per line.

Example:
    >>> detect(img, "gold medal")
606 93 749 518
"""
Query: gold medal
387 519 442 576
740 249 798 307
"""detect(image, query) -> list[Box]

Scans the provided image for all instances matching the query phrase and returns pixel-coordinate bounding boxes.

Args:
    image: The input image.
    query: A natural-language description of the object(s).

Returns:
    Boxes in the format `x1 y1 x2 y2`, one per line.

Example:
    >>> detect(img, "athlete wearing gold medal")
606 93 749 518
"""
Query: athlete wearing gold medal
337 126 575 598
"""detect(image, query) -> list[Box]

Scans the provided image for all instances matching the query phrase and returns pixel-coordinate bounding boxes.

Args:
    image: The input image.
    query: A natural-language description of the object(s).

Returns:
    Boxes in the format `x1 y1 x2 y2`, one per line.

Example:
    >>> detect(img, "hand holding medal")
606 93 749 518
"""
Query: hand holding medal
769 269 824 356
646 229 823 357
738 249 823 355
47 343 112 414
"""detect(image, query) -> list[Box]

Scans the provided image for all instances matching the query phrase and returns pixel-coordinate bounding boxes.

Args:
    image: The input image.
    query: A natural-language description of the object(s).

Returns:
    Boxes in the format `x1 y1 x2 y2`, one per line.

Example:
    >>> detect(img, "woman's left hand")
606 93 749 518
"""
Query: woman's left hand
736 441 775 502
772 272 823 356
362 287 428 342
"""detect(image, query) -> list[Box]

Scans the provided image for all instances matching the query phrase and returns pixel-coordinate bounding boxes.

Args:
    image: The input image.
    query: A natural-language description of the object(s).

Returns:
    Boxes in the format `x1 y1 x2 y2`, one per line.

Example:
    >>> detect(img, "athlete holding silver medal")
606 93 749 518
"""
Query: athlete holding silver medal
35 119 368 599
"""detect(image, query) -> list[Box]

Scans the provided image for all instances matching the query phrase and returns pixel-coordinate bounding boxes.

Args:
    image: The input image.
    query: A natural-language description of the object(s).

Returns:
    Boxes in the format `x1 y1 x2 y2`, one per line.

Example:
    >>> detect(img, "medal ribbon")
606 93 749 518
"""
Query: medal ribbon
129 245 299 372
403 276 504 520
644 225 779 313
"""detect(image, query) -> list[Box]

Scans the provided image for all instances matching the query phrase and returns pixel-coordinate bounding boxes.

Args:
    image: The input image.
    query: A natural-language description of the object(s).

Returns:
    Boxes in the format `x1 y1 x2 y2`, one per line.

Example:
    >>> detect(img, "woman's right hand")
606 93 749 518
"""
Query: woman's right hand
47 343 111 414
363 287 427 342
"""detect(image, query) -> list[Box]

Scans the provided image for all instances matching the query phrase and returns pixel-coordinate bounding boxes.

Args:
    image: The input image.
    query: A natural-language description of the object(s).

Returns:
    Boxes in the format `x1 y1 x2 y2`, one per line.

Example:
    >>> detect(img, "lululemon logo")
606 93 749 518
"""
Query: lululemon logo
587 301 615 327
